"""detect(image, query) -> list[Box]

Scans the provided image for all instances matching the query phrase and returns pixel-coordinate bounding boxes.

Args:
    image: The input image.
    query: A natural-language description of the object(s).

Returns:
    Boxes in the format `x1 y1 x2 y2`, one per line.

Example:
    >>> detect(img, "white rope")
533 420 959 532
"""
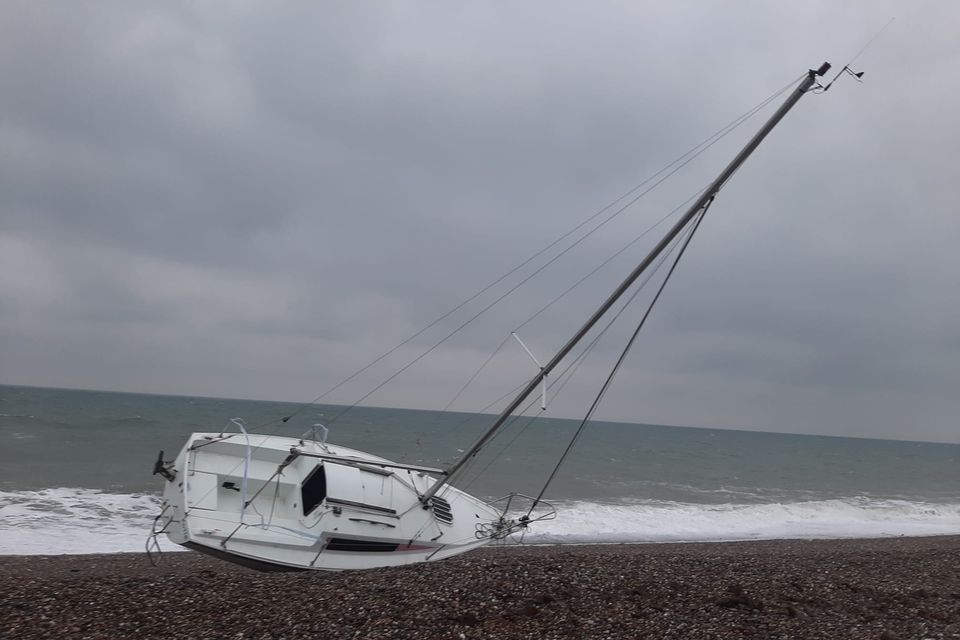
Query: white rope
230 417 252 522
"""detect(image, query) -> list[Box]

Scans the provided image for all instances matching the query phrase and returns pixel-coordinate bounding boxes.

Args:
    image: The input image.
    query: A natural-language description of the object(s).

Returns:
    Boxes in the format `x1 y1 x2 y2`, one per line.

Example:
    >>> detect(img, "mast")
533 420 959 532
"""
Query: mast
421 62 831 505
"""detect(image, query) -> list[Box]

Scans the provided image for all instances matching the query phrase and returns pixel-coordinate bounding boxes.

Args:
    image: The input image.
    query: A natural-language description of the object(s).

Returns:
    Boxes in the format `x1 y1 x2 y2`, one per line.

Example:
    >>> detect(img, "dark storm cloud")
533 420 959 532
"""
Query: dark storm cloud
1 1 958 442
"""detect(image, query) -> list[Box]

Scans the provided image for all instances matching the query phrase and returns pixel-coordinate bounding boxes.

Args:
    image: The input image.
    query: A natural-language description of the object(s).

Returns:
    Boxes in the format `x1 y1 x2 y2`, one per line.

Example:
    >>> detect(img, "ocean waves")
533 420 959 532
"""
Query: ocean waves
1 488 958 556
525 497 960 544
0 488 180 555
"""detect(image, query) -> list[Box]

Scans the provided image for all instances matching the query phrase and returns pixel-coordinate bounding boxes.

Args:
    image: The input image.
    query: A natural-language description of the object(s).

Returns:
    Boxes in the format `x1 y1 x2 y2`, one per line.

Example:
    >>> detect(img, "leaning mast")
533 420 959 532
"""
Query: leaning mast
420 62 832 505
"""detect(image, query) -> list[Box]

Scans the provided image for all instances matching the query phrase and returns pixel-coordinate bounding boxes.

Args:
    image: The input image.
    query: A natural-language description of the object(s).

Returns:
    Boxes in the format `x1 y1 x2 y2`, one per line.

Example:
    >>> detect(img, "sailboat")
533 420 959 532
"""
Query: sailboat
150 62 834 572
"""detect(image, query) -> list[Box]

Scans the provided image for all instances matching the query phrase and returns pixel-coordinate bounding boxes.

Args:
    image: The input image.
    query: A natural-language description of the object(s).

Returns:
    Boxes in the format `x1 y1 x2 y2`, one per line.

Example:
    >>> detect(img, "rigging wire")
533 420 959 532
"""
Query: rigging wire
267 73 805 429
182 74 810 512
441 185 706 415
458 219 700 490
441 334 512 413
323 77 803 426
527 198 713 516
515 187 706 333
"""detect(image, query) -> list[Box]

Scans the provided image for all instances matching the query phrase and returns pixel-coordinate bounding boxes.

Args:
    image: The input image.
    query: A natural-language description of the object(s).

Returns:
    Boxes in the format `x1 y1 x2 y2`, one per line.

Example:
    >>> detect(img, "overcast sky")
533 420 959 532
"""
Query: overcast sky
1 1 958 443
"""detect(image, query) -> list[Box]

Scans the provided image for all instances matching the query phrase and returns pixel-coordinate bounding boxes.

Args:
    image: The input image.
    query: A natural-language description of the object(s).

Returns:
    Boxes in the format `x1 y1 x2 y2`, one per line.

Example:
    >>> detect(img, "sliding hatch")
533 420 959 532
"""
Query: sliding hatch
301 461 396 515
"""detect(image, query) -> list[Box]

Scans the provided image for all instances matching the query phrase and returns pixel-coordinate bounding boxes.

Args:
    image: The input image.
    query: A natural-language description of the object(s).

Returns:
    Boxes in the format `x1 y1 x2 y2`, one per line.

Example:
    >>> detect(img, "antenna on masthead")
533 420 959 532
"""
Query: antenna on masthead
817 16 894 93
819 65 865 92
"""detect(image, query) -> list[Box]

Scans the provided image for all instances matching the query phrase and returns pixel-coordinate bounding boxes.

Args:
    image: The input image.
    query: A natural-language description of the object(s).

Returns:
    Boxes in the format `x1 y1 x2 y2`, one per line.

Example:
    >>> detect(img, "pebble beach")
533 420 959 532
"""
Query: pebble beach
3 536 960 639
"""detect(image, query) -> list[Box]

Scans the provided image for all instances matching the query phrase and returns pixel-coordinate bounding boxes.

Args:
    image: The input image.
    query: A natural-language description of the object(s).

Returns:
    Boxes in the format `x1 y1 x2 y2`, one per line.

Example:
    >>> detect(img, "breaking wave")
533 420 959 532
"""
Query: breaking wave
0 488 181 555
1 488 958 556
524 497 960 543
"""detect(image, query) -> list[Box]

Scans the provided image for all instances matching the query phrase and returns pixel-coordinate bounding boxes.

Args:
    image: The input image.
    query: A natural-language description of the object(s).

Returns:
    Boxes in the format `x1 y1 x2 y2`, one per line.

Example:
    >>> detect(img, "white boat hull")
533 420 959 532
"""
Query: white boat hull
154 433 504 571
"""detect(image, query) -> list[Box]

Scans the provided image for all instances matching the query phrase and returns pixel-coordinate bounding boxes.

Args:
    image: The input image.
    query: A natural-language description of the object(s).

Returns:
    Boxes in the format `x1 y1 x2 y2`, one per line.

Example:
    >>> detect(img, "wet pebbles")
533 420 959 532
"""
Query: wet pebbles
3 536 960 639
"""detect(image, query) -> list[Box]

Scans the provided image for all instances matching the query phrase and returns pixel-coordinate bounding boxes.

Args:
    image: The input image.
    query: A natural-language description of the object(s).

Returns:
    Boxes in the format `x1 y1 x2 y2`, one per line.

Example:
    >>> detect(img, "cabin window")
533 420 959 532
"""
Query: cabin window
301 464 327 515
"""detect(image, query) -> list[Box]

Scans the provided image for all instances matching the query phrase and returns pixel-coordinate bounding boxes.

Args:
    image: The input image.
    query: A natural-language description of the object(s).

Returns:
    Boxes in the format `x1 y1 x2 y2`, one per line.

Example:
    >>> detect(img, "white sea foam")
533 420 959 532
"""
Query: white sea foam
523 497 960 544
1 488 958 555
0 488 183 555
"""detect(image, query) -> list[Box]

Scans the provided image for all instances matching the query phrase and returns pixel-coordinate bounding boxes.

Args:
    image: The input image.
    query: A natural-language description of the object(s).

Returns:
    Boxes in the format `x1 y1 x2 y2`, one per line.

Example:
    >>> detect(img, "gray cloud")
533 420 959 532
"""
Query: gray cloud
2 1 958 442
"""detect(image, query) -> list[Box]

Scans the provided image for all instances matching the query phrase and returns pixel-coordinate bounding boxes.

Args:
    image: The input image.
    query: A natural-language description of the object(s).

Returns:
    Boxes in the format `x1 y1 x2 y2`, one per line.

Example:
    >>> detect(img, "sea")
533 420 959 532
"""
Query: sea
2 384 959 556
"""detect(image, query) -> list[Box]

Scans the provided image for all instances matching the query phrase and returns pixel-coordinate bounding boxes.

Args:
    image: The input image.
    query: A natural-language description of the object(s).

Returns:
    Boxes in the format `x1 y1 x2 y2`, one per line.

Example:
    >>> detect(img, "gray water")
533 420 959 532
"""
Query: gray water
2 384 957 502
2 384 959 553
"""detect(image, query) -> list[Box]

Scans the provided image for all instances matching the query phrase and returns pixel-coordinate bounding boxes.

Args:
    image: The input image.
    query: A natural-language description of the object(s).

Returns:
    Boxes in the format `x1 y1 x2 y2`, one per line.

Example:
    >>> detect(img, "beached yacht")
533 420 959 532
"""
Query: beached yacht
150 61 837 571
151 428 523 571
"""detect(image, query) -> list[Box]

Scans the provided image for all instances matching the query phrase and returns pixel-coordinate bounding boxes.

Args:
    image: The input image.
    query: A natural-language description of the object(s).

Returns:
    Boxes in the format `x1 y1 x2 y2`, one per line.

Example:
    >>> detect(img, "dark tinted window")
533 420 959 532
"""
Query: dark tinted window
301 464 327 515
326 538 399 552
